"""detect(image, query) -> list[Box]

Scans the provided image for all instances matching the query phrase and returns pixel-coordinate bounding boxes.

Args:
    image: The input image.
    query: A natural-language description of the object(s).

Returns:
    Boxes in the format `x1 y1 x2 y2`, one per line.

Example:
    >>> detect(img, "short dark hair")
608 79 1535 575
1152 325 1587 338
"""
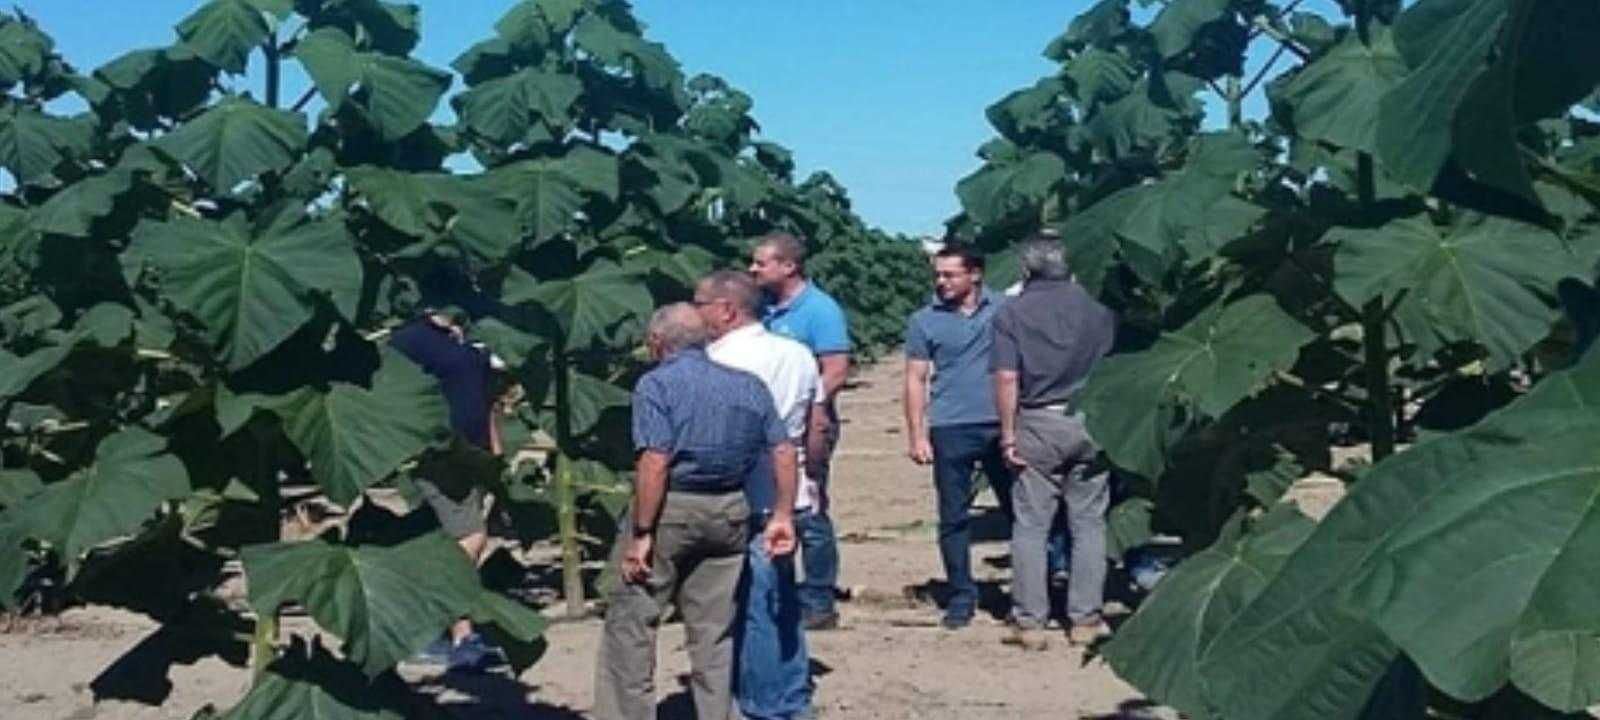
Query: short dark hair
697 270 762 318
934 242 984 272
755 231 808 271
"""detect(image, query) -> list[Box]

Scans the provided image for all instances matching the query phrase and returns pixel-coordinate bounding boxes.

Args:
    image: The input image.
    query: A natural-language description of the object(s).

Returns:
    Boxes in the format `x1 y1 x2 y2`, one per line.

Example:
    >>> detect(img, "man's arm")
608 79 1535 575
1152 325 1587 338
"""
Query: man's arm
904 358 933 464
623 449 670 583
995 370 1022 456
817 353 850 402
990 312 1025 468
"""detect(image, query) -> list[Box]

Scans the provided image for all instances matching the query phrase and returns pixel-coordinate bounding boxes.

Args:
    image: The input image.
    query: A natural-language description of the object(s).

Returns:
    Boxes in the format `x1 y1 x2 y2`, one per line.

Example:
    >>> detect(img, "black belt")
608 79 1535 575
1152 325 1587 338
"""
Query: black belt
668 483 743 494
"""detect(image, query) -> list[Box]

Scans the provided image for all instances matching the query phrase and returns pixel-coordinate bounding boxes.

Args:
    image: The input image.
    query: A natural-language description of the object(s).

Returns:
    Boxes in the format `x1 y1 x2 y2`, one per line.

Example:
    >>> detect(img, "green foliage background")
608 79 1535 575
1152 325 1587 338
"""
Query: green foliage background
0 0 925 715
952 0 1600 716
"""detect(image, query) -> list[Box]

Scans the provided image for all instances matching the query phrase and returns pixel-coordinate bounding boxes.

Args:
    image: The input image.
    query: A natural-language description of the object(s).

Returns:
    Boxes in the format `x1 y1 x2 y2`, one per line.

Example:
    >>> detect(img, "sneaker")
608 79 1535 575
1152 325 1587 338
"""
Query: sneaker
1001 625 1050 651
1068 620 1111 647
802 611 840 631
446 633 504 672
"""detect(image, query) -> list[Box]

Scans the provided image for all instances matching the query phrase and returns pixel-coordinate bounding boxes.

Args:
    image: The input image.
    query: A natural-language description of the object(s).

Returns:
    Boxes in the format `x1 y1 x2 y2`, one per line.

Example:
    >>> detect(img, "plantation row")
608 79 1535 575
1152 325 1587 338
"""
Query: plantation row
0 0 925 716
950 0 1600 717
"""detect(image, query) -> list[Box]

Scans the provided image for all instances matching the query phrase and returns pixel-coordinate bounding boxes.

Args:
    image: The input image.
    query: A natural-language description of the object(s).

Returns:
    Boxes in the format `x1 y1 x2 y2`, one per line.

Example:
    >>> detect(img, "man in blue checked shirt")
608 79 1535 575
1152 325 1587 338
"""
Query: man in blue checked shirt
594 304 799 720
750 232 851 631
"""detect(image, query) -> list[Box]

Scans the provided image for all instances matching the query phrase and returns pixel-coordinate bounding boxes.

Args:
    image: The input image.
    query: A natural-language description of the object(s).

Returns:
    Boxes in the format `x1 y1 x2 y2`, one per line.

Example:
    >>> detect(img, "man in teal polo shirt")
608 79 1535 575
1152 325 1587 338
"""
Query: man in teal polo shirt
750 231 850 630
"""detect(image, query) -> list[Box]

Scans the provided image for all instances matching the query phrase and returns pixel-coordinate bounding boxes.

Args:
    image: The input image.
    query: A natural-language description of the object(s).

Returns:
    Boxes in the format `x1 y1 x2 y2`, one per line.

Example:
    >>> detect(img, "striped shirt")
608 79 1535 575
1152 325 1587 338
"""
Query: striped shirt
632 347 789 492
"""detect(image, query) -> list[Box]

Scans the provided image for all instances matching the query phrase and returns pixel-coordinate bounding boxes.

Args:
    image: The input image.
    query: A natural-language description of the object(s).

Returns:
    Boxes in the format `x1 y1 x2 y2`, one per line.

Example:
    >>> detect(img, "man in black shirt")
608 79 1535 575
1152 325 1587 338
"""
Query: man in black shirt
391 311 503 670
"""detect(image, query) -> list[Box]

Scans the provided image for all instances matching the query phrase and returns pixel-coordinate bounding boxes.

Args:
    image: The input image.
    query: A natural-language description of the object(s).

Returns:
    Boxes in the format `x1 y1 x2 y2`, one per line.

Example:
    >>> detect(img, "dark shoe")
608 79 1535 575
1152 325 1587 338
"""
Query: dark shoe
446 633 504 672
802 611 840 631
940 612 972 630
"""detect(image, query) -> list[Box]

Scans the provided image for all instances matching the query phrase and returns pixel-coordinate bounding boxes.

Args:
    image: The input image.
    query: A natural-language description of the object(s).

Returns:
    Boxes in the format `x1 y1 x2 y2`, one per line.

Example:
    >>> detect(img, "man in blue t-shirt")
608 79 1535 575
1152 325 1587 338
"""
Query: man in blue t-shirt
750 231 850 630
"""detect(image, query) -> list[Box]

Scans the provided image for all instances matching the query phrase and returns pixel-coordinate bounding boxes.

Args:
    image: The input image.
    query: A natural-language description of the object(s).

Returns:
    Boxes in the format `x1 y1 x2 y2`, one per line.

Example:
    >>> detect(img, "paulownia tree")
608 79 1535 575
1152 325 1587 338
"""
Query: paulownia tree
952 0 1600 716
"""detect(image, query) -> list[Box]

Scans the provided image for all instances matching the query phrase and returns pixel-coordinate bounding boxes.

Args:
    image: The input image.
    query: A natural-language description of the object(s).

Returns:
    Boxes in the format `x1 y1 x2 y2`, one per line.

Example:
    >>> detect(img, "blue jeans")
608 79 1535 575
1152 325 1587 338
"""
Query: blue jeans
736 524 812 719
931 423 1068 619
797 507 838 617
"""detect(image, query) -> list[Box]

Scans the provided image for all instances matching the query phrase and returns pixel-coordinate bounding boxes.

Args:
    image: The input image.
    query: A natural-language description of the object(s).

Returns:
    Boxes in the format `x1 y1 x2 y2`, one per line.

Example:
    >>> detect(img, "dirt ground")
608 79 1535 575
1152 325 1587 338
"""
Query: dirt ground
0 361 1170 720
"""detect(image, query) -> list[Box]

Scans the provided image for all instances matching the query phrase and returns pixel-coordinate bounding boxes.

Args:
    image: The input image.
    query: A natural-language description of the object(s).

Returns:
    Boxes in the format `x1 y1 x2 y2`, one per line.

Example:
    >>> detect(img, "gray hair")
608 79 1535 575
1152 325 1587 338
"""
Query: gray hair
756 231 808 271
698 270 762 318
1020 233 1070 281
648 303 708 354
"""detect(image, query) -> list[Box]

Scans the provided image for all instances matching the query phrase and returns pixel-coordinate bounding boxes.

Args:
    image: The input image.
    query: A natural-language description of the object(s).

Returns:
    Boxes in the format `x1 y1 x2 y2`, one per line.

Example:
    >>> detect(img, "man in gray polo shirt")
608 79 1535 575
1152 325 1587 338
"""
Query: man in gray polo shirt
904 243 1009 629
992 235 1115 650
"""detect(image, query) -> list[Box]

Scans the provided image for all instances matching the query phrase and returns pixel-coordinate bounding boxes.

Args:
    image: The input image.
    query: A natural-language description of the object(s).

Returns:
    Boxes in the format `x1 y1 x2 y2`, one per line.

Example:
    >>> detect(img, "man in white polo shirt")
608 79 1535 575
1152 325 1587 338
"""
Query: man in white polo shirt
694 270 824 720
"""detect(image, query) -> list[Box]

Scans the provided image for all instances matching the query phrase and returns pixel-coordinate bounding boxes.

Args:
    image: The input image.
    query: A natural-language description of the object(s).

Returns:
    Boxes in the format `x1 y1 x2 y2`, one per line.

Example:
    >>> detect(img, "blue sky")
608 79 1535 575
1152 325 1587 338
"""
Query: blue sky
16 1 1327 236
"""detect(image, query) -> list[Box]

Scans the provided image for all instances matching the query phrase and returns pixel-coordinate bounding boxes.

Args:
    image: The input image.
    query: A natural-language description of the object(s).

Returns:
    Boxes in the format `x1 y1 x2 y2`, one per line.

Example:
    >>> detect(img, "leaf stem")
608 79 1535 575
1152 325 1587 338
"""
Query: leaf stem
251 611 278 683
553 353 586 618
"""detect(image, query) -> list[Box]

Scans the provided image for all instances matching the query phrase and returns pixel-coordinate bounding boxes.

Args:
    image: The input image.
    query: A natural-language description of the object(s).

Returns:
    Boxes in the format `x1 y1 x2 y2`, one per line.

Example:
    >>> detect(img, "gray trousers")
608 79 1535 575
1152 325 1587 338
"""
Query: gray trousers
1011 408 1109 627
594 491 748 720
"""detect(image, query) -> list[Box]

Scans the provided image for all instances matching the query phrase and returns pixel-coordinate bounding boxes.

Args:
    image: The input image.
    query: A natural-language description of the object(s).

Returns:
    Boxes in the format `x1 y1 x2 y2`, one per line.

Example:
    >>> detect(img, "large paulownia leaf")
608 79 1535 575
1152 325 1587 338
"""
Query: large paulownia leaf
453 66 583 146
571 13 682 94
985 78 1068 146
0 303 138 401
258 348 449 506
30 166 141 238
1077 295 1314 479
1084 72 1205 157
488 148 620 243
955 151 1066 229
175 0 270 74
294 27 451 142
1103 506 1317 719
241 530 478 676
0 14 52 89
469 588 548 673
0 104 93 187
220 638 406 719
153 98 306 192
504 260 651 350
0 427 189 568
1274 26 1408 155
1329 213 1576 369
344 166 518 262
1047 0 1130 56
567 370 630 436
1066 48 1137 109
1345 348 1600 711
1377 0 1600 206
134 211 360 371
1148 0 1232 59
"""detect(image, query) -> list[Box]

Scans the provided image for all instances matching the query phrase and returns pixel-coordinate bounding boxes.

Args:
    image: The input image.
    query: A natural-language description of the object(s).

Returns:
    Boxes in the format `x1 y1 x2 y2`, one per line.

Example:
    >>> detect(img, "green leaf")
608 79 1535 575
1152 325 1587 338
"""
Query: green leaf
1077 295 1315 479
30 167 138 238
985 78 1068 146
1330 214 1576 369
454 66 583 145
175 0 270 74
1275 27 1408 154
489 150 619 242
955 151 1065 228
571 14 683 93
504 260 650 350
1375 0 1599 206
1066 48 1137 109
0 343 74 401
220 639 405 719
1103 506 1317 719
1048 0 1130 56
242 531 478 675
1083 72 1204 157
1149 0 1232 59
263 349 449 506
1 427 189 566
345 167 519 262
134 213 361 371
294 28 451 142
153 98 306 192
567 370 630 436
0 105 93 187
0 469 42 509
1343 351 1600 710
0 15 53 89
468 589 548 673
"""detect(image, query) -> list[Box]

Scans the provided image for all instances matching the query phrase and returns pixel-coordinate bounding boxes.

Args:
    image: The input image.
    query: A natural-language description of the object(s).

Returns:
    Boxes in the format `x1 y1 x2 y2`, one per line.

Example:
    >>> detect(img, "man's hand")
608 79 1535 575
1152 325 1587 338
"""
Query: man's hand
908 436 934 465
1002 440 1027 470
622 534 654 584
763 515 797 557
